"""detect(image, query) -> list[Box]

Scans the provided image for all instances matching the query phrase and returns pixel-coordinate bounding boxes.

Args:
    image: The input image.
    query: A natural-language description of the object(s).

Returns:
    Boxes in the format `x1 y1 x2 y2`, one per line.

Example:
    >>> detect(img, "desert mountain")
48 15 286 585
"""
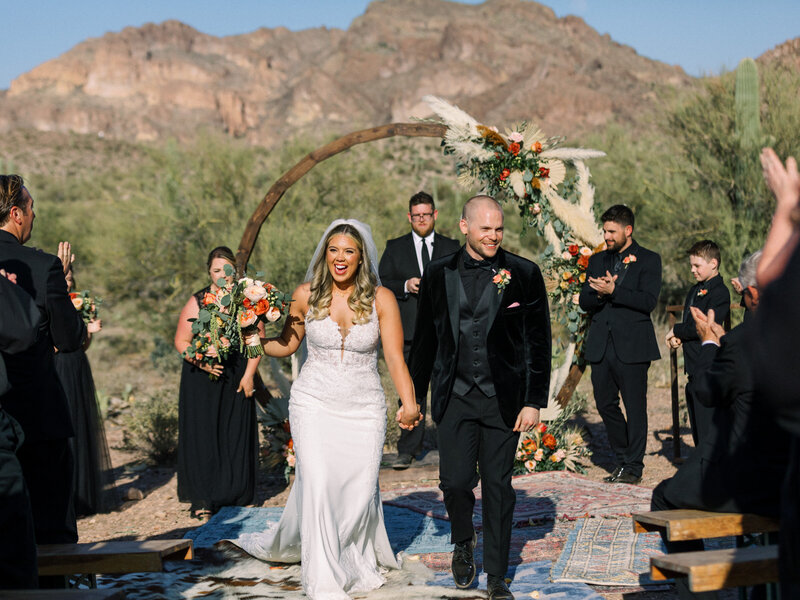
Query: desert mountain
0 0 693 145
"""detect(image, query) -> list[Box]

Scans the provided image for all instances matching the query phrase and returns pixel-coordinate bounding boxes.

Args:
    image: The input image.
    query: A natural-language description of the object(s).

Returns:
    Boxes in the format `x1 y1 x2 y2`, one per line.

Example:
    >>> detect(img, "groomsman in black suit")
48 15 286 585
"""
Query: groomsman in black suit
579 204 661 484
0 270 41 589
665 240 730 445
0 175 86 549
651 251 790 554
379 191 460 469
409 196 551 600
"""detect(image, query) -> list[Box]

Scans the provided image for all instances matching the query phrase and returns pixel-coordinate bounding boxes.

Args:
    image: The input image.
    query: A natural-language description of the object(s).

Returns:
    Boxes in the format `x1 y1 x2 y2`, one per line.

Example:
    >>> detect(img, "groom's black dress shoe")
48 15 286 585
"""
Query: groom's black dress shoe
487 575 514 599
602 465 623 482
451 533 476 588
392 453 413 470
612 468 642 484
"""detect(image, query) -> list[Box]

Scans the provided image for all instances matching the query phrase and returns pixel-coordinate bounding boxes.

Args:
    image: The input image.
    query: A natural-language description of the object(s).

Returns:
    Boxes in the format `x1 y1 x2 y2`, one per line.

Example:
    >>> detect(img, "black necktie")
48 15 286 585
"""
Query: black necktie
612 253 623 274
464 256 491 270
421 239 431 270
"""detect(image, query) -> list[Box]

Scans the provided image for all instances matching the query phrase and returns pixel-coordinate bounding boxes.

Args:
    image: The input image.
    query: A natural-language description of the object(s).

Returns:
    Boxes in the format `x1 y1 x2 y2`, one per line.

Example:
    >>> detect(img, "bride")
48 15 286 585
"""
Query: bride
225 219 421 599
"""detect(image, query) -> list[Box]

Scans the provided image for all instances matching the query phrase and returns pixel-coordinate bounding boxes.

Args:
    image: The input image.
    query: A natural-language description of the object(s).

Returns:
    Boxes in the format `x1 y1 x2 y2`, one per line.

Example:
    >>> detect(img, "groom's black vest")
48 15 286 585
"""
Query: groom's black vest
452 278 496 397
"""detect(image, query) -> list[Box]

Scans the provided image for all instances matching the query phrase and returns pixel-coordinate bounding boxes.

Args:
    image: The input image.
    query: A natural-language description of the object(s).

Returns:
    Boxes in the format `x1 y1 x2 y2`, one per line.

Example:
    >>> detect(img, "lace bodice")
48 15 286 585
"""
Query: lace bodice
304 309 380 371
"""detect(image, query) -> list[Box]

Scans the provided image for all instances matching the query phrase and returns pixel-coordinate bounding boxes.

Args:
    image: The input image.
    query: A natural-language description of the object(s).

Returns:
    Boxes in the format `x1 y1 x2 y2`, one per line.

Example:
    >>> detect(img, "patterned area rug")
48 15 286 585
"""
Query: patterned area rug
550 517 668 586
381 471 654 524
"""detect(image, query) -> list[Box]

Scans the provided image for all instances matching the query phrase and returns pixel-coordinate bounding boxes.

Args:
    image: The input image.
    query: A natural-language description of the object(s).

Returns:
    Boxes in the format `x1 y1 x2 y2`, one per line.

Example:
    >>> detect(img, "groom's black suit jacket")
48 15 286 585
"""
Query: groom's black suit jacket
0 230 85 442
408 247 551 428
579 240 661 364
379 231 460 342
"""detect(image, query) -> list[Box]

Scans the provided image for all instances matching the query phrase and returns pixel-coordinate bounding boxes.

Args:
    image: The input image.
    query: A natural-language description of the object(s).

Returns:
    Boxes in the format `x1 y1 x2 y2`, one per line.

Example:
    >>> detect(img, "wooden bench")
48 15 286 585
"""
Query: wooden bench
37 539 193 581
650 545 779 592
632 509 779 541
0 590 126 599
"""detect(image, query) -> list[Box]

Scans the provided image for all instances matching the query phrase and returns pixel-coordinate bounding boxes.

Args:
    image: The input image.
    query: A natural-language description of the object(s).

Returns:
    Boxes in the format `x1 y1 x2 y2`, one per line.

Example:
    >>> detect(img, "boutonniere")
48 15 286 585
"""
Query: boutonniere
622 254 637 268
492 268 511 293
697 288 708 297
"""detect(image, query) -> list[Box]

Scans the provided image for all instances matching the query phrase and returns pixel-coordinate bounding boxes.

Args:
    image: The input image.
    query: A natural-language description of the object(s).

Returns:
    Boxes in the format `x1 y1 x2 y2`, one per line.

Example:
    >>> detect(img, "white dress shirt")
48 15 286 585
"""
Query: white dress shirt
405 231 435 293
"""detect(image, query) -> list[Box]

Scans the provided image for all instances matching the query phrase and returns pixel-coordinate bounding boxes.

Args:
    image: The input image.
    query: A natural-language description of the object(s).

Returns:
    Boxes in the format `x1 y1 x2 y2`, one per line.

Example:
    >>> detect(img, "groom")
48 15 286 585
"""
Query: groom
409 195 551 600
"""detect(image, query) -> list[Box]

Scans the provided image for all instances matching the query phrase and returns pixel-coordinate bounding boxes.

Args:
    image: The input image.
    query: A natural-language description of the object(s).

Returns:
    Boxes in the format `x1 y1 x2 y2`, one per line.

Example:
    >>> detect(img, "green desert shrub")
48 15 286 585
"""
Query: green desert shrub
122 391 179 465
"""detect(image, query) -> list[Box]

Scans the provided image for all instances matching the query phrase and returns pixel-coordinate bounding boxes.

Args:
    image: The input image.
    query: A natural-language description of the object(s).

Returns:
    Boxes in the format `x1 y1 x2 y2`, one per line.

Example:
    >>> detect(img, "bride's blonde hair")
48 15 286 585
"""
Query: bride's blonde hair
307 224 377 325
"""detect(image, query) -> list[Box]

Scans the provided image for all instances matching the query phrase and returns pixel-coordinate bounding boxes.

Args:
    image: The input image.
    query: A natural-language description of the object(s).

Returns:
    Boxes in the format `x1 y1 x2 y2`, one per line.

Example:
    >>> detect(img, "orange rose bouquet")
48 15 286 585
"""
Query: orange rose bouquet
513 418 591 475
183 288 233 380
69 290 101 324
213 266 291 358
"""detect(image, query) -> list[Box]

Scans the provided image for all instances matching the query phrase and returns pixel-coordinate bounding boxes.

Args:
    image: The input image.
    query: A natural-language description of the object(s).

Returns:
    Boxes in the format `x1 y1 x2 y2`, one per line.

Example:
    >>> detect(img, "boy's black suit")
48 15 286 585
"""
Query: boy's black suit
579 240 661 478
651 323 791 552
408 247 551 578
0 229 86 544
672 273 730 445
379 231 459 456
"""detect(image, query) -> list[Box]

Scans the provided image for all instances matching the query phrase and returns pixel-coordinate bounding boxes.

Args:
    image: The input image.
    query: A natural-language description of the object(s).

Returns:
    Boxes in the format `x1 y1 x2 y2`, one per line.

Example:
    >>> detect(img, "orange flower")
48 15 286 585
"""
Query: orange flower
508 142 521 156
287 439 294 450
499 168 511 181
243 298 253 309
577 254 589 269
254 298 269 315
542 433 557 450
532 141 542 153
538 166 550 178
202 292 217 305
535 422 547 433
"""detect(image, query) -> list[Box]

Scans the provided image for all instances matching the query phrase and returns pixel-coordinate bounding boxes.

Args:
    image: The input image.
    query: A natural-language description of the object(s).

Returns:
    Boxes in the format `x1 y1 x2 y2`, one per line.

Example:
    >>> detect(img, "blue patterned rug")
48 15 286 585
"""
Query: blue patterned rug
550 517 668 586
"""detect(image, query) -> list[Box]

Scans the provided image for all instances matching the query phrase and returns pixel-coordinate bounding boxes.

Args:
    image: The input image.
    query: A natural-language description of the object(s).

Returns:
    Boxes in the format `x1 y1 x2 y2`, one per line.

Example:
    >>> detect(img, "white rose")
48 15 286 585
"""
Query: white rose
244 284 267 303
239 310 258 328
571 293 580 305
561 251 572 260
266 306 282 322
580 246 593 256
508 131 524 143
71 296 84 310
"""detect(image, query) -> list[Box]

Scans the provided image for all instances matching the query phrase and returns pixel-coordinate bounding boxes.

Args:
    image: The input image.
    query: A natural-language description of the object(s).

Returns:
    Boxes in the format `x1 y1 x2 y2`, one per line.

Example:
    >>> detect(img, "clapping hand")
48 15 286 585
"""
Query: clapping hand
396 403 422 430
57 241 74 275
761 147 800 212
690 306 725 346
588 271 617 296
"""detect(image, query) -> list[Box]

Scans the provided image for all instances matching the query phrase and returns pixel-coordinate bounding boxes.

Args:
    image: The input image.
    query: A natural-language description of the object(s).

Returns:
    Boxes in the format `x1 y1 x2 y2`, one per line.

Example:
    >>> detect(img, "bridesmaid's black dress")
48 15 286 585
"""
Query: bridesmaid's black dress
53 348 117 516
177 287 257 515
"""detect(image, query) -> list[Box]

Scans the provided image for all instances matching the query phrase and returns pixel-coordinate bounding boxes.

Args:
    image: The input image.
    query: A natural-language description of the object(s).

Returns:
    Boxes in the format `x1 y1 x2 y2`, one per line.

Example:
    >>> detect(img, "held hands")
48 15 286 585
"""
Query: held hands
513 406 540 433
665 327 682 349
690 306 725 346
396 403 422 430
203 361 224 378
588 271 617 296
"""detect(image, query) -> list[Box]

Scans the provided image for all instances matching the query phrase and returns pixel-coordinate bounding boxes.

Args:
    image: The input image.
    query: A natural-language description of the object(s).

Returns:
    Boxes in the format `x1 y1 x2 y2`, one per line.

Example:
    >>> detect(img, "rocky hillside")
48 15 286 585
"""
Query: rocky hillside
0 0 694 145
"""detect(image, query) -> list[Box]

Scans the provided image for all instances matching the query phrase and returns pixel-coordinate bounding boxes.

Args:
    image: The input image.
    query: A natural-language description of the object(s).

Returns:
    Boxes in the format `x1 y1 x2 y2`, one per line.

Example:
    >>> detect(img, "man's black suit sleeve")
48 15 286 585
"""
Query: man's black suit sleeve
578 253 608 312
522 264 552 408
46 257 86 352
407 269 436 396
0 275 40 354
378 240 408 300
688 333 740 409
610 252 662 314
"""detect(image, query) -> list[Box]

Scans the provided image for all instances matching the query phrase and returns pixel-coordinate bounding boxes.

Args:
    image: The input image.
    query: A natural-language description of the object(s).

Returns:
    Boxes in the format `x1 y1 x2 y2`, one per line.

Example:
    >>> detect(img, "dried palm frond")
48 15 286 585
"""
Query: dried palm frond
509 170 526 199
543 221 562 251
543 187 604 247
574 161 596 212
457 171 477 189
539 148 606 162
450 140 495 162
540 159 566 188
423 95 480 137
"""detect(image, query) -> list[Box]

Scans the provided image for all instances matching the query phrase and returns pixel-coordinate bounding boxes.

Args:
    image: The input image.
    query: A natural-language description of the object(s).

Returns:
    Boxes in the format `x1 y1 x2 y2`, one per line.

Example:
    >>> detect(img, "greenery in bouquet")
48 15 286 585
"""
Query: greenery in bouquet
513 399 591 475
214 264 292 358
260 419 295 482
69 290 101 324
182 287 235 380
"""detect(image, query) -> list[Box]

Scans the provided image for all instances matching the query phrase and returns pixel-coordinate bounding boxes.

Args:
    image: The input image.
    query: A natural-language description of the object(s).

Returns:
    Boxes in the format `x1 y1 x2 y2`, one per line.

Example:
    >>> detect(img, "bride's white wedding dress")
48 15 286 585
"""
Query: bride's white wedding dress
227 307 399 599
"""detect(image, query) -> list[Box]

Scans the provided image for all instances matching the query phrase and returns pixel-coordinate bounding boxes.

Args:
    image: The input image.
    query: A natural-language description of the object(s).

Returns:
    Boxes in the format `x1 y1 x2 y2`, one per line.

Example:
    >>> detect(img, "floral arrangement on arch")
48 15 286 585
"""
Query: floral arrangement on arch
424 95 606 362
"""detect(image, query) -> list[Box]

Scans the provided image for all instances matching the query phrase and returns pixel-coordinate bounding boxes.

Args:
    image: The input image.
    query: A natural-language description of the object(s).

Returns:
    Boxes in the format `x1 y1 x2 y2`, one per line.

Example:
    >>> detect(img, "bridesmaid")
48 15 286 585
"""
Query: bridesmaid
53 241 117 516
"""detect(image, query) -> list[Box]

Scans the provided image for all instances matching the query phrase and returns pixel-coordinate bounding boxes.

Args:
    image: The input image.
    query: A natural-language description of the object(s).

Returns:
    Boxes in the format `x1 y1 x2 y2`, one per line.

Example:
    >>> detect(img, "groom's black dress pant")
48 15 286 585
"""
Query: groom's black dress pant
437 386 519 578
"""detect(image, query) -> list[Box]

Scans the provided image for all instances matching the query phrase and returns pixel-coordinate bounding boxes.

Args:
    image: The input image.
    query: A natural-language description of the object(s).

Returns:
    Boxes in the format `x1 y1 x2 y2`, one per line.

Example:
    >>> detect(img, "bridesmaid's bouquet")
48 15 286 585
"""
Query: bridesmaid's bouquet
213 265 291 358
69 290 101 323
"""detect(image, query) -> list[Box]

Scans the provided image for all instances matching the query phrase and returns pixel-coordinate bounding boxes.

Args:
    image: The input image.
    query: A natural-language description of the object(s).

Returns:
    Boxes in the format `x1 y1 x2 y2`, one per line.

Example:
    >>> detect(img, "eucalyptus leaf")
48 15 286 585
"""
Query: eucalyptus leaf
198 309 212 323
220 295 231 307
223 264 234 276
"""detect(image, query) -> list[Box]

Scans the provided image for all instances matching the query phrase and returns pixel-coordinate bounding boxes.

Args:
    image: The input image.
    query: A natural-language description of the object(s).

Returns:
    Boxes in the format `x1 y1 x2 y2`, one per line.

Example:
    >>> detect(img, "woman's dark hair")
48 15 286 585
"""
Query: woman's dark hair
206 246 235 269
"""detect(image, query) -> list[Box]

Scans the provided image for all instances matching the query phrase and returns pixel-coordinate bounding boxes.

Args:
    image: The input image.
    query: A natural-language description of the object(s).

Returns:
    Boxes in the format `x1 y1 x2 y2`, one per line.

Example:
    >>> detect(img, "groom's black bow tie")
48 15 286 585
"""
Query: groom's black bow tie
464 256 493 270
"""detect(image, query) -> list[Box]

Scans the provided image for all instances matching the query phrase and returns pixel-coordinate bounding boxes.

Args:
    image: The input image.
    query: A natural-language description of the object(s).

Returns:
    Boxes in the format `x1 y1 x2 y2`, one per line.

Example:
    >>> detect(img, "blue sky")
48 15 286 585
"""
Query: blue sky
2 0 798 89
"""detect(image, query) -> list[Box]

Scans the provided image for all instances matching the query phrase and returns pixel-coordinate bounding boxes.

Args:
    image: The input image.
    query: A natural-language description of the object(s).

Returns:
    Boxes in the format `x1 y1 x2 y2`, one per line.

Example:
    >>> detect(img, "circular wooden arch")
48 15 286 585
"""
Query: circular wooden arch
236 121 446 270
237 120 581 408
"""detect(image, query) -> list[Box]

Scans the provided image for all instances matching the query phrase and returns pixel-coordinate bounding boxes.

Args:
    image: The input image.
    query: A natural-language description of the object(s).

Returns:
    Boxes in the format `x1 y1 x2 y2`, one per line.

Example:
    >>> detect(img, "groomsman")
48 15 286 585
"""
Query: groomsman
579 205 661 484
0 271 40 589
379 191 459 469
0 175 86 550
409 196 551 600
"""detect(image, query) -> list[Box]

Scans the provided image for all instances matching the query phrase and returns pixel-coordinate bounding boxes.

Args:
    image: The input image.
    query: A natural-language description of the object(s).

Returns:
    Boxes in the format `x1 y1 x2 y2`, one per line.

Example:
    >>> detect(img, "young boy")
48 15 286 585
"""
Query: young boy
665 240 730 446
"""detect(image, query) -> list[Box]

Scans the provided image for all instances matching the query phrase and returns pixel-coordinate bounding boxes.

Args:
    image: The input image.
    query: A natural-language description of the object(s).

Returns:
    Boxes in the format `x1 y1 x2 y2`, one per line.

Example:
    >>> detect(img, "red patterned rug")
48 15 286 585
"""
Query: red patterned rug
381 471 653 526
